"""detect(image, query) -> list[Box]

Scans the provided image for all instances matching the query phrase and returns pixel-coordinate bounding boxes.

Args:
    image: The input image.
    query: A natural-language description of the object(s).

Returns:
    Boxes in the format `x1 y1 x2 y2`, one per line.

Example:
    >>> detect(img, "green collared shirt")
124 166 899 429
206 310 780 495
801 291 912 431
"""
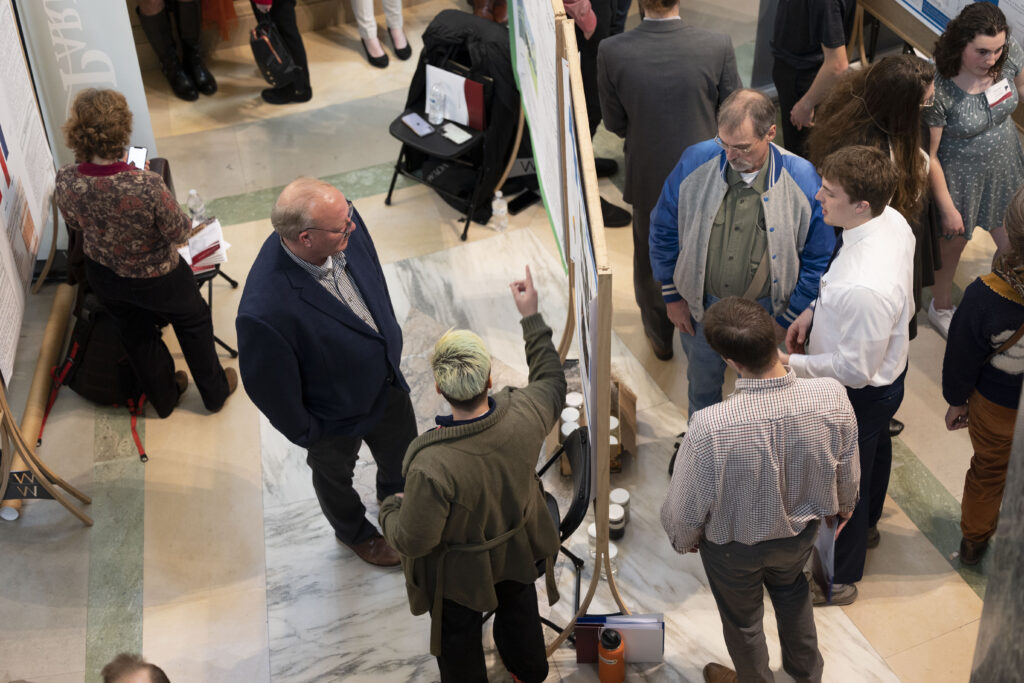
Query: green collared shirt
704 160 771 299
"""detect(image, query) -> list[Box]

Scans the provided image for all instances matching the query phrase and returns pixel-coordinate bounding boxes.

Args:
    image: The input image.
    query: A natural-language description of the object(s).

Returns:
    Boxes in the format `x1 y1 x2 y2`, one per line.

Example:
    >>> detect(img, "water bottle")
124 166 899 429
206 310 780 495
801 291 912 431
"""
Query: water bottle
187 189 207 222
427 83 445 126
598 628 625 683
491 190 508 232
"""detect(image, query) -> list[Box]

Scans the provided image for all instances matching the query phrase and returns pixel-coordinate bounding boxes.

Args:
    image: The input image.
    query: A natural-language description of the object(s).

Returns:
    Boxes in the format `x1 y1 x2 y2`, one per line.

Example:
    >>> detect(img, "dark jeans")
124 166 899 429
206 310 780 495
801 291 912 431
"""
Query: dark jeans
700 521 824 683
437 580 548 683
84 256 229 417
834 368 906 584
306 384 415 544
609 0 631 35
771 59 817 158
575 0 611 137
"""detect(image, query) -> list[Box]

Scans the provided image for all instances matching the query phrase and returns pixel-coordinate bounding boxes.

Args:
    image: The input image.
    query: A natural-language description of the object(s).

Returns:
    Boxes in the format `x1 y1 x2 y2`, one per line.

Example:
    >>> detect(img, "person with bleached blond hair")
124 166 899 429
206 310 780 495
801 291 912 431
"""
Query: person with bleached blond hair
380 266 563 683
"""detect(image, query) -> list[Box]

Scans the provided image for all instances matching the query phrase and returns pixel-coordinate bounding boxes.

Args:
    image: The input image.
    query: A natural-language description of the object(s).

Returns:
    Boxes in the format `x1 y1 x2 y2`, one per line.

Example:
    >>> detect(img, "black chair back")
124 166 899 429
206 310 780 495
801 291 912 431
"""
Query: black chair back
538 425 590 542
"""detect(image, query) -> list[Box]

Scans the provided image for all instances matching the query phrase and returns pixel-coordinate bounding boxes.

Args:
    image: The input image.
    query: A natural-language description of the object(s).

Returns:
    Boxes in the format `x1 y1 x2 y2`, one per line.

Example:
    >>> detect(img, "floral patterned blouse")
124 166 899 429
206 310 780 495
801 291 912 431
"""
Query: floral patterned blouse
54 162 190 278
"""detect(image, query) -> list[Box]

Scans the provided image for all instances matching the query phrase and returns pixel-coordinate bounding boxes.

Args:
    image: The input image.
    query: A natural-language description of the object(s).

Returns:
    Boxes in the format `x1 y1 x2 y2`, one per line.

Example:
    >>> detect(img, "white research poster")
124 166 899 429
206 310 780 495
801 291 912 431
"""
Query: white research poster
0 0 55 385
892 0 1024 40
510 0 565 260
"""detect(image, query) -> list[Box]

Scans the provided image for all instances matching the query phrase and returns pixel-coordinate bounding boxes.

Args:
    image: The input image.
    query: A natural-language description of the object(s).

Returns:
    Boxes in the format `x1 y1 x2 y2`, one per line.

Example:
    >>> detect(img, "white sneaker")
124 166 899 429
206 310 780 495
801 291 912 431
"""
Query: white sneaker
928 300 955 338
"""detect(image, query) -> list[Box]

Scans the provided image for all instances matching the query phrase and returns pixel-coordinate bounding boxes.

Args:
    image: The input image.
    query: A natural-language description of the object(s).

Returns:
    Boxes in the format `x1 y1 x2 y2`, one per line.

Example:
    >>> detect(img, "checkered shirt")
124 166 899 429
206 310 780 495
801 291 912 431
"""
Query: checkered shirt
280 239 379 333
660 369 859 551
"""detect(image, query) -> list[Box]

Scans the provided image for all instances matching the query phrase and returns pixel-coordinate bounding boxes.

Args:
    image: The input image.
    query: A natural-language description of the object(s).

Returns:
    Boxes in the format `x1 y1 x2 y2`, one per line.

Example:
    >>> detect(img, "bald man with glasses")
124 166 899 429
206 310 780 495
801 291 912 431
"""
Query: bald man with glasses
236 177 416 567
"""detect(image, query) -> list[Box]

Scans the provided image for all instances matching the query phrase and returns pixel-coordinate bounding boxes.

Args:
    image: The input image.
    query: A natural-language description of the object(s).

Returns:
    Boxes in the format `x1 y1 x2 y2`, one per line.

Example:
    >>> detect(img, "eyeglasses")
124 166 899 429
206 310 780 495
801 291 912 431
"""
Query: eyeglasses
306 200 356 236
714 135 758 154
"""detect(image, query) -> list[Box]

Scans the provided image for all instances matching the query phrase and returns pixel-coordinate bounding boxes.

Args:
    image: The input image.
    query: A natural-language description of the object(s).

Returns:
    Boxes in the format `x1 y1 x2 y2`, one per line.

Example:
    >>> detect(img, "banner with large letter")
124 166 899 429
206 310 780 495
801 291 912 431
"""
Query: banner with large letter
14 0 156 253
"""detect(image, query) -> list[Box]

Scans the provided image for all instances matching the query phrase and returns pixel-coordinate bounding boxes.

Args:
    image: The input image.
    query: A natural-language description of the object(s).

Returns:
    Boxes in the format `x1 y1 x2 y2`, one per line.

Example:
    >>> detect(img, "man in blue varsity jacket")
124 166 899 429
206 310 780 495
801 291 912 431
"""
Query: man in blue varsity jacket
650 88 834 418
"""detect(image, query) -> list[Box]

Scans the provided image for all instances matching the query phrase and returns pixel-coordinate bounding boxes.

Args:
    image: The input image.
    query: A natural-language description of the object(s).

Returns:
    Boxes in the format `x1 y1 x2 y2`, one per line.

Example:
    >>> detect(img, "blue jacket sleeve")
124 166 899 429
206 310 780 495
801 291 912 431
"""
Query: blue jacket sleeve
782 161 833 325
649 156 688 303
236 314 323 447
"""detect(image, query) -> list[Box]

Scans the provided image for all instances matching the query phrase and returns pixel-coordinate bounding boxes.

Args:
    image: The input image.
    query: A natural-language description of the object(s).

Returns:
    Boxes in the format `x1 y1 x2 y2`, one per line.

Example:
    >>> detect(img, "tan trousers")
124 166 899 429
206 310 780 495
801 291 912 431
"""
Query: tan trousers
961 391 1018 543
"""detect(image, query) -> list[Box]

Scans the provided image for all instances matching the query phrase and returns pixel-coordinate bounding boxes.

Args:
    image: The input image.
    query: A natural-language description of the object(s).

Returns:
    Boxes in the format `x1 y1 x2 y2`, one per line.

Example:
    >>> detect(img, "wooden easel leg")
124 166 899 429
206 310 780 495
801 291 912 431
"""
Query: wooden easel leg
0 375 92 524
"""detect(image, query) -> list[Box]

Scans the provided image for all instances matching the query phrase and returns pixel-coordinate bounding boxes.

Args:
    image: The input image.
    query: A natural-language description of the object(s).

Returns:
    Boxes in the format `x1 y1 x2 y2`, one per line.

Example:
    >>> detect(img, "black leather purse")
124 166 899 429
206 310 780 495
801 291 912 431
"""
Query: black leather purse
249 16 296 87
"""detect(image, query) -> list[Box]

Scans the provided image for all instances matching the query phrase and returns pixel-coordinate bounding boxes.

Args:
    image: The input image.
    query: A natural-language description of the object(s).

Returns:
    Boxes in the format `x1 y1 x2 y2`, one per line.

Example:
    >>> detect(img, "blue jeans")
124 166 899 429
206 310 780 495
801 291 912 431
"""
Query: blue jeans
679 295 773 418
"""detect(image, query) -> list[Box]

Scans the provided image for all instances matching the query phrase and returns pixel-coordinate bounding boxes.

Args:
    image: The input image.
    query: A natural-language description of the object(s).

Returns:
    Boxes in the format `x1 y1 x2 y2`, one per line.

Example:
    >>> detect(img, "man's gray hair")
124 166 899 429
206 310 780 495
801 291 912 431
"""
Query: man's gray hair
271 177 338 241
717 89 777 138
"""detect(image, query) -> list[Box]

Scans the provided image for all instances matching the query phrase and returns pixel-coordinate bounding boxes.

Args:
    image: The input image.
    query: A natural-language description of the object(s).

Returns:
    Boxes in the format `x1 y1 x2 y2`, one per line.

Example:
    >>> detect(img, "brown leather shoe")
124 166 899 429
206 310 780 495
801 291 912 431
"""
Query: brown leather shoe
209 368 239 413
472 0 494 20
491 0 507 23
225 367 238 396
647 336 673 361
175 371 189 399
342 532 401 567
703 662 737 683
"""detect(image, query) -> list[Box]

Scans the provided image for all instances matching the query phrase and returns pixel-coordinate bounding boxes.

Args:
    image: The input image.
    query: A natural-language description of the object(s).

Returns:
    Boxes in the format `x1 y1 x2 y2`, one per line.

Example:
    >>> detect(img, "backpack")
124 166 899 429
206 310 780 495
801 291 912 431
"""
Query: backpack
42 294 149 460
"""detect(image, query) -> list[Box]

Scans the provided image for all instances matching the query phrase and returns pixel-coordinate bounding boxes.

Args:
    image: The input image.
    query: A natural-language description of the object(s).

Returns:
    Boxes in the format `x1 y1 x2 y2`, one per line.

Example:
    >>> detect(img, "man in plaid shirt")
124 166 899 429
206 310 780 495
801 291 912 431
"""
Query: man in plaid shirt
661 297 859 683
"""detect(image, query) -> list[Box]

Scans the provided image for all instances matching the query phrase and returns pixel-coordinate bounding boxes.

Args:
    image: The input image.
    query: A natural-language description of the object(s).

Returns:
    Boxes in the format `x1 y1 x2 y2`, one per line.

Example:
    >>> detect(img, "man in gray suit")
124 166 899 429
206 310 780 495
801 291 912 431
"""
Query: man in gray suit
597 0 741 360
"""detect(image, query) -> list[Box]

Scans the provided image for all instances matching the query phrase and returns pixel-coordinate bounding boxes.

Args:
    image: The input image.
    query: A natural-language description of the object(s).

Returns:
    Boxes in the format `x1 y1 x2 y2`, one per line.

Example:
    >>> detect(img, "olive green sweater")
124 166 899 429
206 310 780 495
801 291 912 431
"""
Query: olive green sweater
379 313 564 641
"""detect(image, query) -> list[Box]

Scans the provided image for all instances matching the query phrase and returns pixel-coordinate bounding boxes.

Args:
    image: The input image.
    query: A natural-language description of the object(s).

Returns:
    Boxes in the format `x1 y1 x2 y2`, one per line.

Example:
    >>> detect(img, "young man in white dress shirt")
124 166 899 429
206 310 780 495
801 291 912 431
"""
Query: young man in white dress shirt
781 145 916 605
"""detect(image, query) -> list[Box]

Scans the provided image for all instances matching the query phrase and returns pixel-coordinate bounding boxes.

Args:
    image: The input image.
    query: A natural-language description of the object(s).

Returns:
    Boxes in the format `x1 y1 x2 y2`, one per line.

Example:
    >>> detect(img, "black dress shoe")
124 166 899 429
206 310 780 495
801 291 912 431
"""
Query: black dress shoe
361 38 389 68
261 83 312 105
866 526 880 549
888 418 905 437
387 27 412 60
594 157 618 177
601 197 631 228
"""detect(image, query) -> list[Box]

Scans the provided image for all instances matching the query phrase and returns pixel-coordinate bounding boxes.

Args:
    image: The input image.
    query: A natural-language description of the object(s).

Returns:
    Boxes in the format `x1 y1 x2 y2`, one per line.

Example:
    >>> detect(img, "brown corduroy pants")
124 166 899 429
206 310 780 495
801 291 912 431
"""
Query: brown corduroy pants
961 391 1018 543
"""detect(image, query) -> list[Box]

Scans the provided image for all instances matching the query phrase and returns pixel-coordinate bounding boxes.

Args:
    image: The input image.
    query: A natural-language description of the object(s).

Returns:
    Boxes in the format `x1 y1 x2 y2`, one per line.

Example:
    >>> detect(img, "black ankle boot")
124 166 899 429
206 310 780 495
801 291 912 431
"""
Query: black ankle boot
261 67 312 105
138 7 197 101
176 0 217 95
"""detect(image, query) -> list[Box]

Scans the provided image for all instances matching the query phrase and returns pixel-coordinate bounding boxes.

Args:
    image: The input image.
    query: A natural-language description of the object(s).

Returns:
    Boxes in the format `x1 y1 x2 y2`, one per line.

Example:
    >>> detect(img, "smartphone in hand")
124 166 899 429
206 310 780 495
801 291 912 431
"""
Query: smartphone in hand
126 146 148 169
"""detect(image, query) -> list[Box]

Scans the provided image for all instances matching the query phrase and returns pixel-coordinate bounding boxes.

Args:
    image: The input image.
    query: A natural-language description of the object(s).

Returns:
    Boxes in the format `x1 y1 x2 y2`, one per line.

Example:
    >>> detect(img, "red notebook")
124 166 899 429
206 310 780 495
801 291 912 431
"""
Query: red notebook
464 78 485 131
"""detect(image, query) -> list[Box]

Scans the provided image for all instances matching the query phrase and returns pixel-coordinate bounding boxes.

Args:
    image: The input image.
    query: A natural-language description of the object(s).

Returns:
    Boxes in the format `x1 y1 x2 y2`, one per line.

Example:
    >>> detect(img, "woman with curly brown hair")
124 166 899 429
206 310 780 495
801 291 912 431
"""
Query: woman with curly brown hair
54 89 236 418
923 2 1024 337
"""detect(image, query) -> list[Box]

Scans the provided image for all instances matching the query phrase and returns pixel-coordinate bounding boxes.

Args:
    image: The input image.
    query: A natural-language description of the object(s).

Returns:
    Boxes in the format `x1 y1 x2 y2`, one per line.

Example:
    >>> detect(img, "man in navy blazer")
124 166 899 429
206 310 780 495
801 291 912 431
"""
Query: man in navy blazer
236 177 416 567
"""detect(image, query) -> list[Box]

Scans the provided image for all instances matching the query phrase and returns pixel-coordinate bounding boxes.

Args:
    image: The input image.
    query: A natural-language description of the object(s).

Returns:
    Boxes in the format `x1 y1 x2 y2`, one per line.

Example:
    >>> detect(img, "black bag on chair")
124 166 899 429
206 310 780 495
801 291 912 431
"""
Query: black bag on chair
250 16 296 86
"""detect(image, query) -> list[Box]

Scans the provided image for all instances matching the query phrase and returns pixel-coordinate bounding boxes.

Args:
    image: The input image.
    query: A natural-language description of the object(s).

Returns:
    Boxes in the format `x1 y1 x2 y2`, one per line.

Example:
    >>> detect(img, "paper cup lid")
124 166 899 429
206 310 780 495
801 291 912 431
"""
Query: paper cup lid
587 522 597 538
565 391 584 407
608 415 619 430
608 503 624 521
607 542 618 559
561 407 580 422
561 421 579 436
610 488 629 505
609 435 618 445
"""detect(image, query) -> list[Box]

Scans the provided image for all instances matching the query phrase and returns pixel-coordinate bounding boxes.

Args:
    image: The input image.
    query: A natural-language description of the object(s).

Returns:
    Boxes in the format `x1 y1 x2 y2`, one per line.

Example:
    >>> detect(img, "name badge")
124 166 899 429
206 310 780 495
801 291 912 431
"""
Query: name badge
986 78 1012 108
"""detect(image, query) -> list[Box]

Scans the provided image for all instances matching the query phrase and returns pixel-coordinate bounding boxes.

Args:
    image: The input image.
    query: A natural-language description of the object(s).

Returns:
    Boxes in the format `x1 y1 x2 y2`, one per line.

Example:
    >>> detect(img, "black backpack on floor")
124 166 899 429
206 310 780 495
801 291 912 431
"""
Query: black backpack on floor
42 293 149 460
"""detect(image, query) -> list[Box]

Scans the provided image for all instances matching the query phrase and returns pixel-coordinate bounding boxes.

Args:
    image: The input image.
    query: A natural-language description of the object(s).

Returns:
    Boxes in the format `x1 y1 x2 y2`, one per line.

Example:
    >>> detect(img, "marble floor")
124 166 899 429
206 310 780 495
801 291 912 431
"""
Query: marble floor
0 0 996 681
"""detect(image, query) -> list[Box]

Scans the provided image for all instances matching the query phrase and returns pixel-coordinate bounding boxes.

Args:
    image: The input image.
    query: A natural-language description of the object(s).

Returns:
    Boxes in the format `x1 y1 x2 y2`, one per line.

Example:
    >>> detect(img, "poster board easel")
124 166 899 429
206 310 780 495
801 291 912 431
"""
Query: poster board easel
544 15 629 657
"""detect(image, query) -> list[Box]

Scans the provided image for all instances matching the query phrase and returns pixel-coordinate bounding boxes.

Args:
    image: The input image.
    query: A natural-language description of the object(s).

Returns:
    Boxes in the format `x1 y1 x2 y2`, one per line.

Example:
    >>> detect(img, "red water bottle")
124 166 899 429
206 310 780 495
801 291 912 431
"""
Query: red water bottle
598 628 625 683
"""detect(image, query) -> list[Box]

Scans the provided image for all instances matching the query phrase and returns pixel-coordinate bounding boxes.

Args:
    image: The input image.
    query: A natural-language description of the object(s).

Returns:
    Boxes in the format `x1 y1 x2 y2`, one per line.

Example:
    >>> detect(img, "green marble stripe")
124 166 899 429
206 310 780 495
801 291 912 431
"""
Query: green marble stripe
196 163 413 227
889 437 990 598
84 406 145 680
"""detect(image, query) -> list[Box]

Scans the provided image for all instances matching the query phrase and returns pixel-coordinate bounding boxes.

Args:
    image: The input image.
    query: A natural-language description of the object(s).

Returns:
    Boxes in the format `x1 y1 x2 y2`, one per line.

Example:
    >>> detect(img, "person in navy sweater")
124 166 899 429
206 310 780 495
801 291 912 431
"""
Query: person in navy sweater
943 186 1024 565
